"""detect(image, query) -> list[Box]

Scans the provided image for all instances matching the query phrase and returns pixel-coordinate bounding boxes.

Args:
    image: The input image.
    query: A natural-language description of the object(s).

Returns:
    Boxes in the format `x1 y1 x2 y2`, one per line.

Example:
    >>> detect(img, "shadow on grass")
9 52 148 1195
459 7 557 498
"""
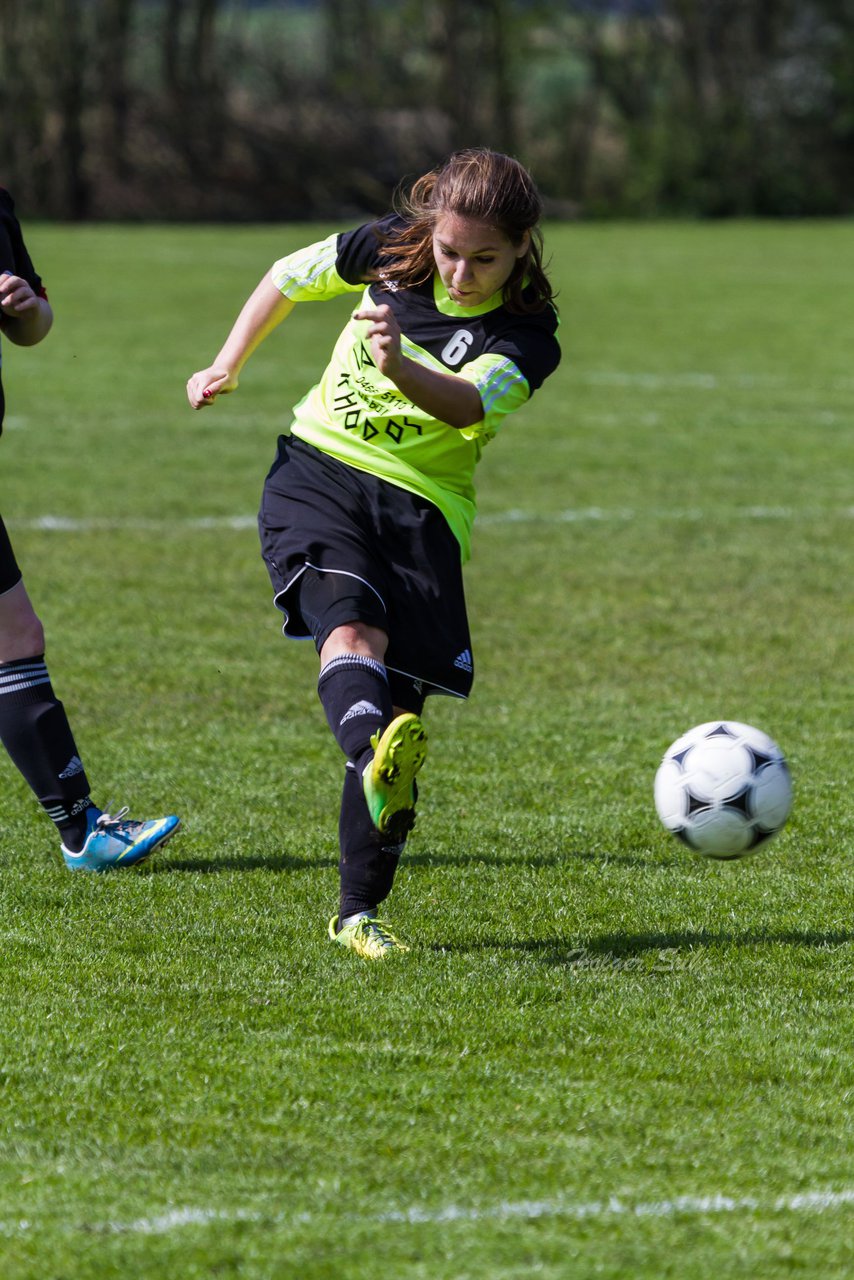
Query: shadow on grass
150 851 336 874
575 927 854 954
433 927 854 962
152 843 663 875
568 931 854 962
403 846 670 870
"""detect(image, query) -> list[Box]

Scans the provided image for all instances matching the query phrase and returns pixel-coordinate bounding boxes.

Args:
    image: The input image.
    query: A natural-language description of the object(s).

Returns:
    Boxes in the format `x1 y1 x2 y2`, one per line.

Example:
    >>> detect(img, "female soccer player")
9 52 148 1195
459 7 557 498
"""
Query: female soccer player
187 148 560 958
0 188 180 869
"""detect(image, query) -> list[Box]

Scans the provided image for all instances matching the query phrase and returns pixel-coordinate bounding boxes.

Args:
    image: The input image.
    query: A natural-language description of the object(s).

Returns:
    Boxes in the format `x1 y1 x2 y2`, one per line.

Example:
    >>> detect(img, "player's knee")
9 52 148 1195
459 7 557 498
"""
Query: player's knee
320 621 388 665
0 596 45 663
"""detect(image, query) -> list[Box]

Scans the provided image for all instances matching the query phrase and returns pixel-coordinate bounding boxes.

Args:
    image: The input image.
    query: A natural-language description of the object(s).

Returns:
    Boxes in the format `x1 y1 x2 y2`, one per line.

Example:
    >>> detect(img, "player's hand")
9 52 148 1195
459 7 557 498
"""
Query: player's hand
186 366 238 408
353 304 403 377
0 272 39 316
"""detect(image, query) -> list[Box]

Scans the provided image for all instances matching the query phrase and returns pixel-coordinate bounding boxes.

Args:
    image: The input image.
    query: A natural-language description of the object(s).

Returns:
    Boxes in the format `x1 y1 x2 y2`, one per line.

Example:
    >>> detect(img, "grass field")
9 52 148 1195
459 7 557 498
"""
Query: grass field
1 217 852 1278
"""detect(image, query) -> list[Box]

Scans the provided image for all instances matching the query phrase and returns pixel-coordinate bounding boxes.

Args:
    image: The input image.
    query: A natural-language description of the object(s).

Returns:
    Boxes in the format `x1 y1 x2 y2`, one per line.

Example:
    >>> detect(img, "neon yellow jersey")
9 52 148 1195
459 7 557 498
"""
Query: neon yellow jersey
271 216 560 560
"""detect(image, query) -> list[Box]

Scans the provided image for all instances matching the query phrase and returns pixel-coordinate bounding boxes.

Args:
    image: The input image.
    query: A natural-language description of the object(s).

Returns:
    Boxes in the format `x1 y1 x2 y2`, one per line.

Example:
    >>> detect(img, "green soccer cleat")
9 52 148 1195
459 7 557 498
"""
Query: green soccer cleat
362 712 427 841
328 914 410 960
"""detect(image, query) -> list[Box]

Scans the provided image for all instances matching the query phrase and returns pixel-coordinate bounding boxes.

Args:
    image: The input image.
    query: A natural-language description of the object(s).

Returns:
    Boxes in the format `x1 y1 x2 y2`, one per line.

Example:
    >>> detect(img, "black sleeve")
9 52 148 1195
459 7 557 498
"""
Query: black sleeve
334 213 406 286
486 307 561 394
0 189 44 295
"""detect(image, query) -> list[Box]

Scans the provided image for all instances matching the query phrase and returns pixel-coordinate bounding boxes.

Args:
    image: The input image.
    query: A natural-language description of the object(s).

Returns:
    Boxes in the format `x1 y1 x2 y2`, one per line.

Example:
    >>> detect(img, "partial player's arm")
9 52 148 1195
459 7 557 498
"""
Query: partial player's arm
187 274 295 409
354 304 483 430
0 272 53 346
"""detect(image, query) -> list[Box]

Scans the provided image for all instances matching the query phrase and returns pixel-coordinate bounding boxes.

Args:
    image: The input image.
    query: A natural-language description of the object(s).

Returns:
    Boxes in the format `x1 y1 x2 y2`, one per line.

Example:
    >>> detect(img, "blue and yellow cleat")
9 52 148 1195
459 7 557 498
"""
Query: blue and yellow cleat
61 806 180 872
362 712 427 842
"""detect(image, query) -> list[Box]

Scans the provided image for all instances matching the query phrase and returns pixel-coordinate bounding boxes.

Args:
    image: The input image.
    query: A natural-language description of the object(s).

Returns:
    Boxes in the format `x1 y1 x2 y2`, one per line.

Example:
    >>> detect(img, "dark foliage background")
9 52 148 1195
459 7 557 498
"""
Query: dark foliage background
2 0 854 220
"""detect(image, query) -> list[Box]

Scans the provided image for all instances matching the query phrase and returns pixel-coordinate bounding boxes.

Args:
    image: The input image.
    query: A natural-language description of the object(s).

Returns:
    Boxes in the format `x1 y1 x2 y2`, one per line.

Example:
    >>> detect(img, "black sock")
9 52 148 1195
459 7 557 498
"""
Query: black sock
337 763 405 924
317 653 394 771
0 657 94 842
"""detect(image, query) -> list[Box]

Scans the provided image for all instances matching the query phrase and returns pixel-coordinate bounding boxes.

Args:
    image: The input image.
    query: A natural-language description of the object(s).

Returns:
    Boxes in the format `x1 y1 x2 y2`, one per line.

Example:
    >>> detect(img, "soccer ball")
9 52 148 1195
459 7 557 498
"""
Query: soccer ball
654 721 792 859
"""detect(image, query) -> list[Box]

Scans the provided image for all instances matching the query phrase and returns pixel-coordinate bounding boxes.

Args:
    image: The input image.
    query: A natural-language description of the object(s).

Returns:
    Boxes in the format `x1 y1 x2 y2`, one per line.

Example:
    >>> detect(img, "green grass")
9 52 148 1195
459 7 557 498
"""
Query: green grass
0 219 852 1278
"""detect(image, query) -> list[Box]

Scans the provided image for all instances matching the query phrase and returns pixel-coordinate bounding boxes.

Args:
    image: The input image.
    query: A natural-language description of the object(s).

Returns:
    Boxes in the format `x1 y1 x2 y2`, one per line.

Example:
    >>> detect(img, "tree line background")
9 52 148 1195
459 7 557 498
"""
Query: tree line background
2 0 854 222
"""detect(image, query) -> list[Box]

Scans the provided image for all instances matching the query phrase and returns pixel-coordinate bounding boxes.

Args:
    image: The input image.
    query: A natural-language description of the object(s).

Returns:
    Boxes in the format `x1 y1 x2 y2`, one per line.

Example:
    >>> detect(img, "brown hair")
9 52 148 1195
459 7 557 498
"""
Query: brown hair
377 149 555 314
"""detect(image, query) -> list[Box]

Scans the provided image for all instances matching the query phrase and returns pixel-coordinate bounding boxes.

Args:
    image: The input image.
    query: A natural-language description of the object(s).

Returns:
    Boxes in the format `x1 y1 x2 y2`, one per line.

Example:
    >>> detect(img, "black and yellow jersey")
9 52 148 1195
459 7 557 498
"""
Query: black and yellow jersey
271 214 560 559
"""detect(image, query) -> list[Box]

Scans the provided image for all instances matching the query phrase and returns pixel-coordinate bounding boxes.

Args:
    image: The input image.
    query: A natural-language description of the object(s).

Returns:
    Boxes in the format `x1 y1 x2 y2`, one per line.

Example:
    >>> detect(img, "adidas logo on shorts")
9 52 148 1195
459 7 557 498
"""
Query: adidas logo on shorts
453 649 473 673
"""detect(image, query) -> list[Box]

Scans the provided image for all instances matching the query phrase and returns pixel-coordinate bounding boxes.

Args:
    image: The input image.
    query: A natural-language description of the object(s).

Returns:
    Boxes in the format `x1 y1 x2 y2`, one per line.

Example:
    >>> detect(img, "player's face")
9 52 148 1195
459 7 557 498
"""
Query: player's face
432 215 530 306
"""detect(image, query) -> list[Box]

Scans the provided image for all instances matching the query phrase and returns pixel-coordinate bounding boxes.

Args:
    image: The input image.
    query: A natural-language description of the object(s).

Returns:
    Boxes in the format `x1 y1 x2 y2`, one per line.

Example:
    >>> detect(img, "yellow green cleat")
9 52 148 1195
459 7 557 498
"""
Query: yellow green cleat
362 712 427 841
328 914 410 960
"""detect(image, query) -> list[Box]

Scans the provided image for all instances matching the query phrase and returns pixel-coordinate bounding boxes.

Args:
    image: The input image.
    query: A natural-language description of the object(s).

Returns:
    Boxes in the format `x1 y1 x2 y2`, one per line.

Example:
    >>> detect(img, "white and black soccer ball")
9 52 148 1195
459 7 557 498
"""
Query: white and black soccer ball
654 721 792 859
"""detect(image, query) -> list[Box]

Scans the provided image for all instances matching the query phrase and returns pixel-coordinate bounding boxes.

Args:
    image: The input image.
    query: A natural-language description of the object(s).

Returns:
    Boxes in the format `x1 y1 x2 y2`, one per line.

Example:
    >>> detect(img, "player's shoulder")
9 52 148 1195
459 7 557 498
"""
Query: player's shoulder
487 296 560 351
335 212 409 285
482 296 561 389
502 292 559 334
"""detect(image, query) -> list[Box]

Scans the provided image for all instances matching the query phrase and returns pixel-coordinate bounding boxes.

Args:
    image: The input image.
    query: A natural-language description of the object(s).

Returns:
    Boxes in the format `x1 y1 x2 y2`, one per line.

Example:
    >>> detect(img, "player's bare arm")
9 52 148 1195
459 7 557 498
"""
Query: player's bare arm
187 274 295 408
353 304 483 430
0 273 53 346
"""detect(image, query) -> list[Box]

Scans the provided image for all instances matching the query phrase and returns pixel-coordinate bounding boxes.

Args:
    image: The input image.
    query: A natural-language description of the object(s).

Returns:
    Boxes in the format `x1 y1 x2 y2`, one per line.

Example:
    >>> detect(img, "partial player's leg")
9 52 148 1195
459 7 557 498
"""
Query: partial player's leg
0 524 179 869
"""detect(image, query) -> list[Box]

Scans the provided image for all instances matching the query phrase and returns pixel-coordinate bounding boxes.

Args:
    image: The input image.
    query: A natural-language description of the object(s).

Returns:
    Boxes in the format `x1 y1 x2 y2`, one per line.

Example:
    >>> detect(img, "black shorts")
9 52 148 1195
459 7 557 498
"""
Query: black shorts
258 435 474 699
0 515 23 595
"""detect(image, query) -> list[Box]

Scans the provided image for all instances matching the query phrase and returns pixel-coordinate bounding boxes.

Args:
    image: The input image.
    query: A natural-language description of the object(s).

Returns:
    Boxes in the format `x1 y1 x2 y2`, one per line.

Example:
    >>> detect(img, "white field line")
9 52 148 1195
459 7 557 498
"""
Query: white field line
1 1186 852 1238
6 506 854 535
7 515 259 532
378 1187 854 1225
475 505 854 526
